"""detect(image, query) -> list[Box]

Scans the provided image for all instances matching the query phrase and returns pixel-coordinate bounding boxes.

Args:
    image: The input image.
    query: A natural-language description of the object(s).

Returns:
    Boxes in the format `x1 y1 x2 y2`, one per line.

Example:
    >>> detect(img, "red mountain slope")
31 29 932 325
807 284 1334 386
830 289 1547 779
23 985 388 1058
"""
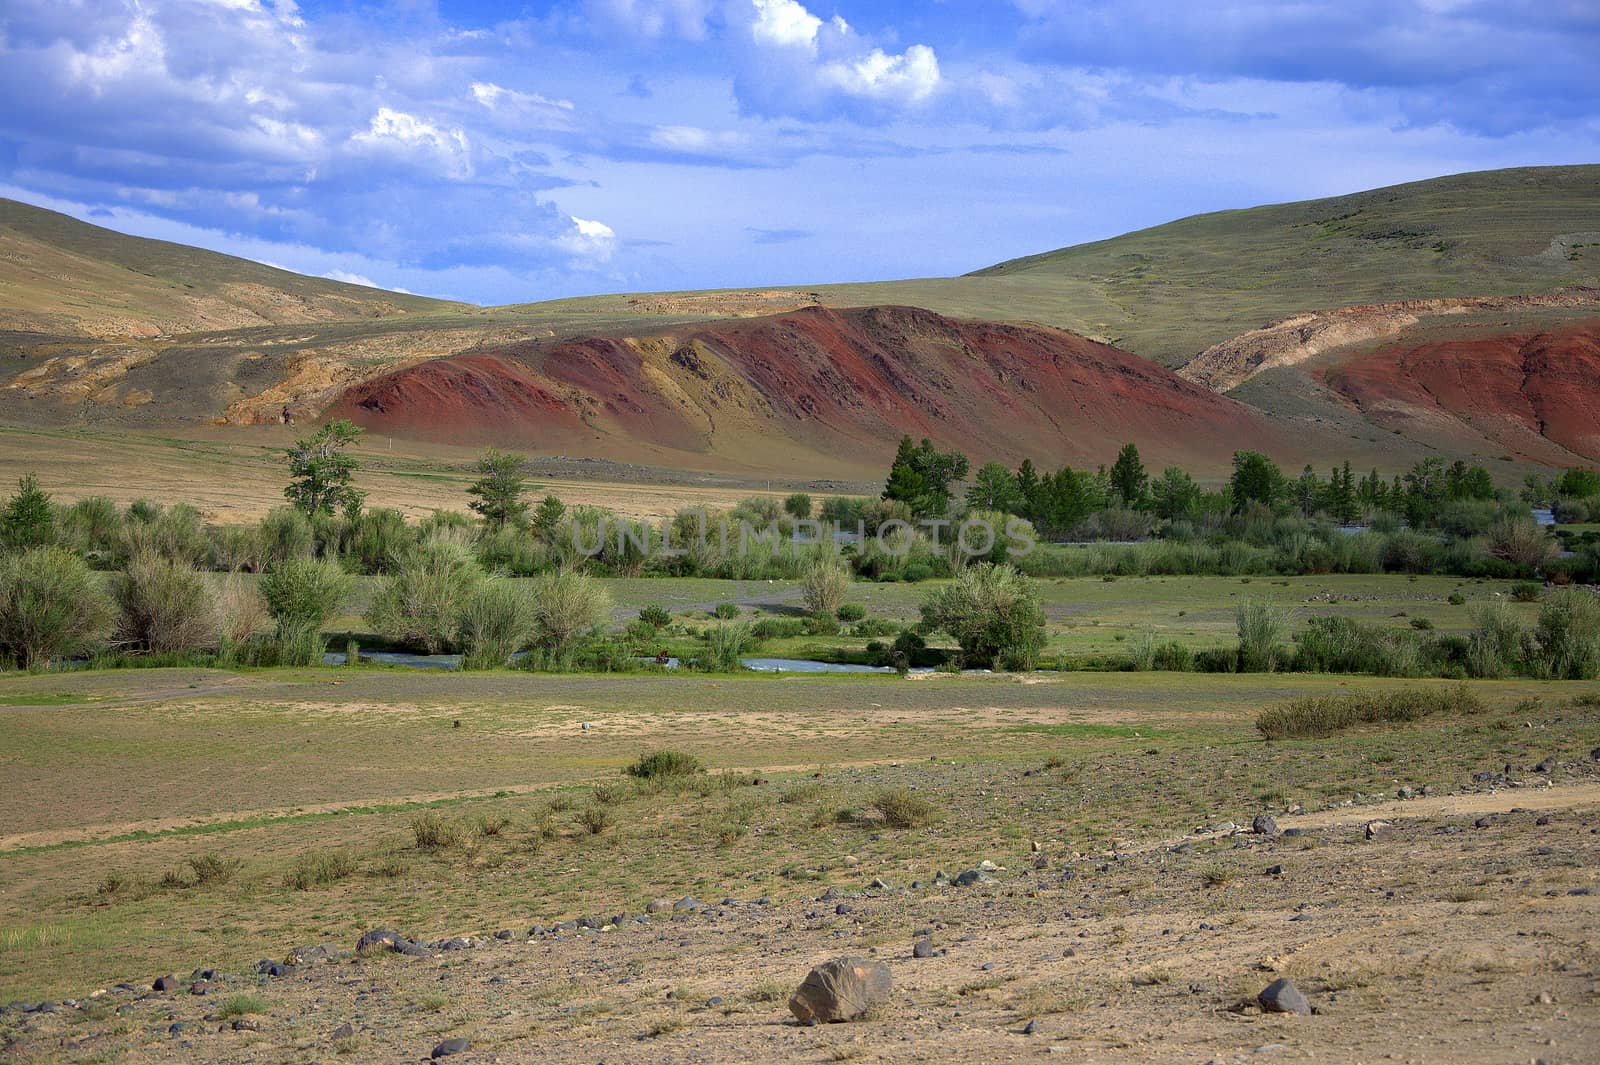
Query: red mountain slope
326 305 1293 472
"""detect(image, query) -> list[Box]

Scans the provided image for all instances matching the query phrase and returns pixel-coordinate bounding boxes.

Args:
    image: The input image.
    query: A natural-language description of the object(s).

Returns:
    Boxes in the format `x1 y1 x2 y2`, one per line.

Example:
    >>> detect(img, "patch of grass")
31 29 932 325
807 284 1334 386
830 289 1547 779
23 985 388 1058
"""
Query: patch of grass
625 749 702 780
410 812 460 851
578 805 614 835
185 853 242 886
217 993 267 1018
869 786 937 829
1256 685 1484 739
1198 861 1237 888
284 848 357 890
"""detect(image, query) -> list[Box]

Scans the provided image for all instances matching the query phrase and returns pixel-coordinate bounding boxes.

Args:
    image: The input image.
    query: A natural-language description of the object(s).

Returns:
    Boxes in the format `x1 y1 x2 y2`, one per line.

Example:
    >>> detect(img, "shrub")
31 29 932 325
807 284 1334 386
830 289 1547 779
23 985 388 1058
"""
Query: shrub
475 524 548 577
1486 518 1555 571
1511 582 1543 603
1466 602 1524 678
346 507 414 574
698 623 752 672
528 570 611 655
459 579 537 670
626 749 702 779
218 573 269 646
919 563 1046 671
836 603 866 623
1235 599 1287 673
714 602 741 619
409 812 459 850
120 503 209 566
784 492 813 519
751 617 805 639
115 554 219 654
217 994 267 1019
871 787 936 828
0 546 116 669
186 853 242 886
578 804 614 834
1448 591 1467 606
58 496 119 562
283 848 358 889
1256 686 1483 739
259 557 350 666
637 604 671 629
1529 589 1600 680
366 540 484 653
1 474 55 550
258 507 315 566
800 560 851 617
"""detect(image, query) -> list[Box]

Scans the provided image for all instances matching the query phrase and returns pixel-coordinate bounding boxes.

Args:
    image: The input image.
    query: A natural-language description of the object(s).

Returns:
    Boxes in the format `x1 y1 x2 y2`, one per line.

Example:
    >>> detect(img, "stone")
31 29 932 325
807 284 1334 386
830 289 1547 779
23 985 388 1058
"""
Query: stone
1251 814 1280 836
231 1017 261 1032
494 929 515 941
1397 787 1414 800
432 1037 470 1058
673 897 707 913
1022 1019 1037 1035
646 898 673 914
912 939 934 959
190 968 217 982
330 1022 354 1040
1474 816 1494 829
788 957 892 1023
1257 978 1311 1015
288 943 339 966
152 975 179 992
356 929 431 957
1364 820 1392 840
954 868 989 887
1266 864 1284 876
189 981 215 995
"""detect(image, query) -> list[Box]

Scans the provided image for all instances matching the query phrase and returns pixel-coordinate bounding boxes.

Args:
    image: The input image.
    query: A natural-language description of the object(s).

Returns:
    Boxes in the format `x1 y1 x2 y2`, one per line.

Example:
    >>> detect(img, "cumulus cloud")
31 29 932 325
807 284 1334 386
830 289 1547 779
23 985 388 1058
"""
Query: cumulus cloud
348 107 474 179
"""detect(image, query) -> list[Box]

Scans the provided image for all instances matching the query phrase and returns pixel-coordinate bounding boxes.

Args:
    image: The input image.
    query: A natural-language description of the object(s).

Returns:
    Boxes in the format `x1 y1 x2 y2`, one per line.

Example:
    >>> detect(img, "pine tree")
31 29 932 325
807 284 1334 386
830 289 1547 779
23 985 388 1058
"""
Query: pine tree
467 449 530 529
1 473 54 550
1108 443 1148 507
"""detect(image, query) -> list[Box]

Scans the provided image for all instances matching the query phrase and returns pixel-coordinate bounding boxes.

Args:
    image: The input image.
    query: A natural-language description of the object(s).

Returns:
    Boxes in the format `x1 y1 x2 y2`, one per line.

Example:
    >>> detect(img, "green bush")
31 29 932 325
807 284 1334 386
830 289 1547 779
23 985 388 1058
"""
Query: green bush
698 622 752 671
1511 581 1543 603
626 749 703 779
121 503 209 566
1529 589 1600 680
1 474 55 550
751 617 805 639
637 604 671 629
409 812 459 850
366 540 484 653
260 557 350 666
258 507 315 566
1467 602 1525 679
919 563 1046 671
800 560 851 617
1236 599 1287 673
186 853 242 886
714 602 741 619
115 554 219 654
346 507 414 574
528 570 611 655
459 579 537 670
284 848 357 890
0 546 116 669
871 786 936 828
836 603 866 622
58 496 119 562
1256 686 1483 739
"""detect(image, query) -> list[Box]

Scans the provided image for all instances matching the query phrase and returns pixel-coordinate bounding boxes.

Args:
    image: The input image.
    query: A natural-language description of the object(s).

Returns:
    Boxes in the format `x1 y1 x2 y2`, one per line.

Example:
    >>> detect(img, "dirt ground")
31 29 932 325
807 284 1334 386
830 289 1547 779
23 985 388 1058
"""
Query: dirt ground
3 788 1597 1064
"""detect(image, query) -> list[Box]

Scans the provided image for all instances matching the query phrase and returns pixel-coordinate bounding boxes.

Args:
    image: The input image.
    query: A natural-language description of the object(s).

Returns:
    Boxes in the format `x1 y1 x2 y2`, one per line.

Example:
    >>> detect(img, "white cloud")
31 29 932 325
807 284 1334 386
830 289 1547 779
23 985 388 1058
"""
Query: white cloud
322 269 380 287
821 45 940 104
750 0 825 51
558 215 617 259
348 107 473 179
585 0 717 40
650 124 749 153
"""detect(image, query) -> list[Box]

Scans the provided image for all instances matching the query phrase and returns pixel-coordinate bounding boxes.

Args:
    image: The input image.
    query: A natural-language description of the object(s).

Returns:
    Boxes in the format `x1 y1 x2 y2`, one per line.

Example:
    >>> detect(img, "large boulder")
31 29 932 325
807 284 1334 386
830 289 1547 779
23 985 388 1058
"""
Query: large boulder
789 957 892 1023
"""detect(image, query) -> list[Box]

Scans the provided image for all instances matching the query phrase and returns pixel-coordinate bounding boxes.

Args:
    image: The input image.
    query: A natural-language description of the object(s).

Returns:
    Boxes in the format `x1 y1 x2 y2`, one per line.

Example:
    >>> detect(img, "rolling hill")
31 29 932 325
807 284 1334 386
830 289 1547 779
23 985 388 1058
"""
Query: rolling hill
1 165 1598 477
0 198 459 337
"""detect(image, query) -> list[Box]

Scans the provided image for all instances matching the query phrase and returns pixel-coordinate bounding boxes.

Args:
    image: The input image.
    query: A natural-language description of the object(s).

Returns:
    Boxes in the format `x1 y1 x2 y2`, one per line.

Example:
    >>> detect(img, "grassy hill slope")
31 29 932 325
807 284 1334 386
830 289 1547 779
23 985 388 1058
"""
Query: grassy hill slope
0 198 460 337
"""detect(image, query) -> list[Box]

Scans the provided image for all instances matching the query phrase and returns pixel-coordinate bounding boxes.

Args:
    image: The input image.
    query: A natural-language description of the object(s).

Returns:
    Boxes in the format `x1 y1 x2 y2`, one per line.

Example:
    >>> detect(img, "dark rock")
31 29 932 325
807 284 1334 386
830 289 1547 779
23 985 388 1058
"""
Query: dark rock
954 868 987 887
1258 978 1311 1015
433 936 473 951
231 1017 261 1032
190 968 217 982
432 1037 470 1058
494 929 515 941
646 898 673 914
788 957 893 1023
1364 820 1392 840
1021 1019 1037 1035
912 939 934 959
1281 828 1305 838
189 981 215 995
1534 760 1552 774
673 897 707 913
287 944 339 966
1266 864 1284 876
1251 814 1280 836
835 903 854 916
1474 817 1494 829
152 975 179 993
1536 816 1552 827
167 1022 186 1036
330 1022 354 1040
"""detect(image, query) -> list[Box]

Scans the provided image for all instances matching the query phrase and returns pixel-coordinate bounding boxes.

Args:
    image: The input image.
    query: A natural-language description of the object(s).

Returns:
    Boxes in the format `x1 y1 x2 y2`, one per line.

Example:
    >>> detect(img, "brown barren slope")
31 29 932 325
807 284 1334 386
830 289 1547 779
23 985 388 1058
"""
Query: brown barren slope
1322 321 1600 462
326 305 1296 471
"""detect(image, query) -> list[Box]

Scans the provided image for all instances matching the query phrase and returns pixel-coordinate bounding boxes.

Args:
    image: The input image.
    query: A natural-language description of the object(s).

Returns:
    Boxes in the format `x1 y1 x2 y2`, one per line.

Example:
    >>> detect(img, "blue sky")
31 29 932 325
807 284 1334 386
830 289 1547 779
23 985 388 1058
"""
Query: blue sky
2 0 1596 305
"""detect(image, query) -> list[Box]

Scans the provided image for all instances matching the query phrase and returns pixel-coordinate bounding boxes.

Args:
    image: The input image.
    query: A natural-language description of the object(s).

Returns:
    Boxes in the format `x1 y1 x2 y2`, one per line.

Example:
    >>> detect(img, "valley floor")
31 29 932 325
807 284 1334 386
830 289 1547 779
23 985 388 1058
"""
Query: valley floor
0 667 1598 1062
